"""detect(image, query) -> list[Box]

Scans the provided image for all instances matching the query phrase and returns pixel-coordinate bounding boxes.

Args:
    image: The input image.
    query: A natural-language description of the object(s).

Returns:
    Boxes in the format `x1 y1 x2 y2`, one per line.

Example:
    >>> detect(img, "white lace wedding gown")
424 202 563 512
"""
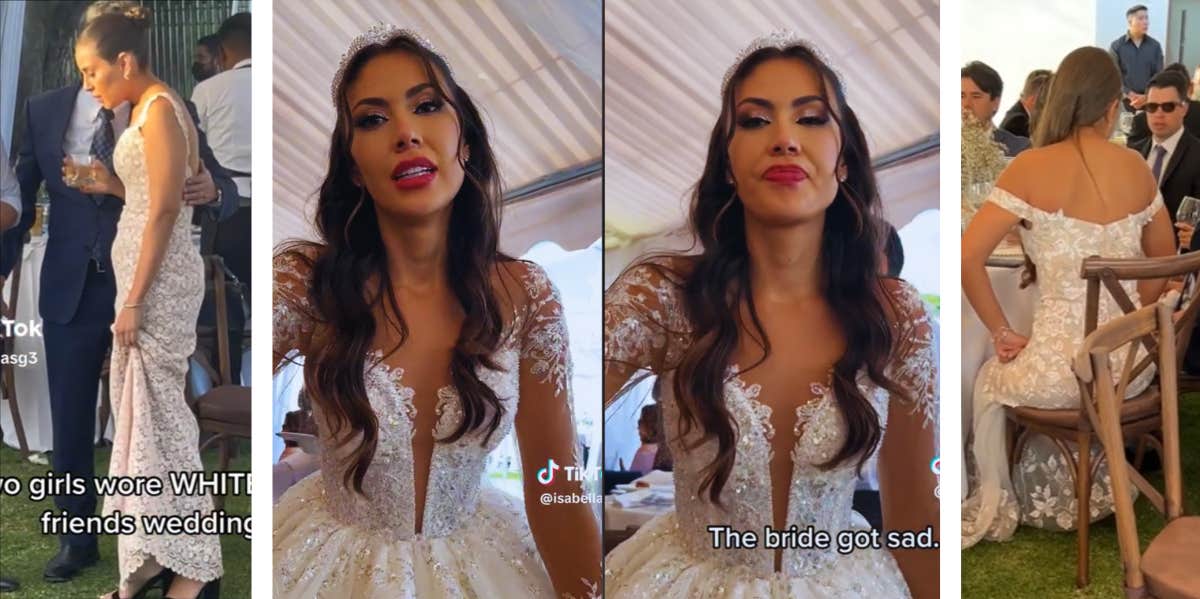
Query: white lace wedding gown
603 261 937 597
106 92 221 583
272 253 573 598
961 187 1160 548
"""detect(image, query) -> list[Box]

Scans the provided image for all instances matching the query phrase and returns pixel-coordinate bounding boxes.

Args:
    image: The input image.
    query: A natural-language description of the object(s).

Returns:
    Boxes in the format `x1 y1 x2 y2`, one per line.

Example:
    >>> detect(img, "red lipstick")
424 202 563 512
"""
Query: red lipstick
391 157 438 190
762 164 809 184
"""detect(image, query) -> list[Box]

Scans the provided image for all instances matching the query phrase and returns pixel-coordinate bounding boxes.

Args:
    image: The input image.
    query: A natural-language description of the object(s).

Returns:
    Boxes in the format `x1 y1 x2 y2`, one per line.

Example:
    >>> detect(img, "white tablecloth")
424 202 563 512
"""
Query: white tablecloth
961 262 1037 499
1 237 110 453
605 494 673 531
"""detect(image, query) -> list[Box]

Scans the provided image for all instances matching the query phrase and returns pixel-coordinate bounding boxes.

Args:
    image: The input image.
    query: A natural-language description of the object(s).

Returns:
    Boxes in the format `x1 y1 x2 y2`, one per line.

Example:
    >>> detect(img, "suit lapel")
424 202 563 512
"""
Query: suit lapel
49 85 80 162
1163 133 1191 184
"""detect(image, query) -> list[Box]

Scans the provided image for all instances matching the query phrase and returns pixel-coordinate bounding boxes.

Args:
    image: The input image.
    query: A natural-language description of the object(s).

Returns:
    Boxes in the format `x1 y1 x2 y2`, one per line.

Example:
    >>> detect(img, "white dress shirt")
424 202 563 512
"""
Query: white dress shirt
191 57 252 199
1147 125 1185 182
64 88 130 158
1 140 20 224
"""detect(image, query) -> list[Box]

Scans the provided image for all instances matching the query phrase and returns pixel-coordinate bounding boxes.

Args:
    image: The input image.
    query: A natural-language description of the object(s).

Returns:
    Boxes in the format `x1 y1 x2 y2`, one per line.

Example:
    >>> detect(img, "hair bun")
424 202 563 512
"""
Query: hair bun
122 5 151 28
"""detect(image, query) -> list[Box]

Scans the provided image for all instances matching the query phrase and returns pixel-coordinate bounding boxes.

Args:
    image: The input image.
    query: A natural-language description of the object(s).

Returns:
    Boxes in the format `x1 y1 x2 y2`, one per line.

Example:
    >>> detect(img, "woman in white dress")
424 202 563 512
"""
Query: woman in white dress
961 46 1175 547
271 25 601 598
603 33 939 598
74 6 221 599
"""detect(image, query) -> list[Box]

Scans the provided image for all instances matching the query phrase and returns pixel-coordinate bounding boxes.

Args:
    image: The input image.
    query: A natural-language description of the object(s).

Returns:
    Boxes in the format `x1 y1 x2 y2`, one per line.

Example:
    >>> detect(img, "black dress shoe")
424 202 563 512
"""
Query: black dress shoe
43 544 99 582
0 577 18 593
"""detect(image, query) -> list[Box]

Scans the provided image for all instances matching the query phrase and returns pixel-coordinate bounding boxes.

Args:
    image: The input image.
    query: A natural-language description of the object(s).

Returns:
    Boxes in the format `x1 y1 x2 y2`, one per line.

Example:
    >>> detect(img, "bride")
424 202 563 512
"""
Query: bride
271 25 601 598
73 6 221 599
961 46 1175 547
603 33 939 598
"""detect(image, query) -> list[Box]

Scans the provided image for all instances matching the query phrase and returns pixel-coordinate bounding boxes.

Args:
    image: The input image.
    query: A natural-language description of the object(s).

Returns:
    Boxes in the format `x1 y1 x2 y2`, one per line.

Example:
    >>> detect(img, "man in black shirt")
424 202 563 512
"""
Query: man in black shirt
1110 4 1164 111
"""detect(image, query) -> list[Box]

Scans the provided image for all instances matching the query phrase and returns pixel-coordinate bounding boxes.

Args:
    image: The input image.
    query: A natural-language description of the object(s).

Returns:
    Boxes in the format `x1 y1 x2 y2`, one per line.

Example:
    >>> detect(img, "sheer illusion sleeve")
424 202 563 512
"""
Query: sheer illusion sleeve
886 280 938 430
603 260 688 406
878 279 939 599
273 248 317 369
511 262 602 599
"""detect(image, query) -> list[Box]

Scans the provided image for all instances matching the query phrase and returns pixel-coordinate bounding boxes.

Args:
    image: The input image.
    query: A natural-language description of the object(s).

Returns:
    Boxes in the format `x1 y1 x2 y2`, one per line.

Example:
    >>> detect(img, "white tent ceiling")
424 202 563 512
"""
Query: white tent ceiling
603 0 940 247
273 0 602 248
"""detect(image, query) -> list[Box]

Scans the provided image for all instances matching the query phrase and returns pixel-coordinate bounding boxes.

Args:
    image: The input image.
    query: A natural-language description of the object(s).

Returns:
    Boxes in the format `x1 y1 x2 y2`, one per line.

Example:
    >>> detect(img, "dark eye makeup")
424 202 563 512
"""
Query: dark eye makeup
351 95 447 130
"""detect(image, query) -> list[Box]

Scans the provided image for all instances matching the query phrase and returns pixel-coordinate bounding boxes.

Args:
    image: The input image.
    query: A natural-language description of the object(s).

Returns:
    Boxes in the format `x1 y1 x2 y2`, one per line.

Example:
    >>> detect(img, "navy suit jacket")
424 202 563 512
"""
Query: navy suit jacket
993 127 1031 157
0 85 238 324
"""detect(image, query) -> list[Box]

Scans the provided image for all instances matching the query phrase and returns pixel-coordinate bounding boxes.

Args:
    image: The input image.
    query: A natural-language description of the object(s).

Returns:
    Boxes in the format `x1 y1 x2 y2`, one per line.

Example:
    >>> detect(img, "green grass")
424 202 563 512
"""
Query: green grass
0 442 250 598
962 394 1200 598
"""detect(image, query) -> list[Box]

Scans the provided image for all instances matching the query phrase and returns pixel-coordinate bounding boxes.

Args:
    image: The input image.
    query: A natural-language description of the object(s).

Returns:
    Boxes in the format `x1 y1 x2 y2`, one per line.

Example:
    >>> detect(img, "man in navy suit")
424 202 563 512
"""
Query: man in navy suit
962 61 1032 156
0 82 236 583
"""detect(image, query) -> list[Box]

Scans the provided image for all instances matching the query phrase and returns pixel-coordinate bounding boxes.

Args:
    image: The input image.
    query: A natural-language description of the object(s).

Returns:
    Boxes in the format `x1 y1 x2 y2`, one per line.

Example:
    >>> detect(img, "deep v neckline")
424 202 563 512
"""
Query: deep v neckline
368 349 456 536
727 364 837 572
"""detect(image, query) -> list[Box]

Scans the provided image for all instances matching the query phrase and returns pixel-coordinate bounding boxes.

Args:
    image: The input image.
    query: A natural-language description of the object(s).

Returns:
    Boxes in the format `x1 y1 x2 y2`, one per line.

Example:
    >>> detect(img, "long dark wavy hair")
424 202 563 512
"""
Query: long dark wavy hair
634 42 911 504
278 34 512 495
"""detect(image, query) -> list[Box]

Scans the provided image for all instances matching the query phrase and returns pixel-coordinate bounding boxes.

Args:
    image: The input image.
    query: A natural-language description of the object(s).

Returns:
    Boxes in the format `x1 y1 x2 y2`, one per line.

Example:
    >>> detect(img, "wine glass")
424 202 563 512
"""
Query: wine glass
1179 196 1200 226
1177 196 1200 299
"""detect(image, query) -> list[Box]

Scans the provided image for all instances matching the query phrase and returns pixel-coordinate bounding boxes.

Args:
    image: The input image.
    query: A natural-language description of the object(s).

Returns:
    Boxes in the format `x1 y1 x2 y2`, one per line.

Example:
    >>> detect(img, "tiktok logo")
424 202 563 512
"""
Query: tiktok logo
537 458 560 484
930 456 941 499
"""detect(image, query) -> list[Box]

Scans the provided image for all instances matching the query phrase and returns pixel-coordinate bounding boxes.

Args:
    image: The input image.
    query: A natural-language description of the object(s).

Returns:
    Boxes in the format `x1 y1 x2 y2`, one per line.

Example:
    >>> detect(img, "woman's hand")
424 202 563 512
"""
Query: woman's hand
112 305 143 347
63 157 124 198
993 327 1028 363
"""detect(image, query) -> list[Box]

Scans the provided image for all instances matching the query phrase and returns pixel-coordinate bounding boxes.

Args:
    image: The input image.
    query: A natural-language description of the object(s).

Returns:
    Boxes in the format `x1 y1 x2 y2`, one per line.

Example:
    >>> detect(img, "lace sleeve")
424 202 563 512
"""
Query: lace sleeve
511 262 602 599
518 262 573 400
273 248 317 367
886 280 938 430
603 260 687 393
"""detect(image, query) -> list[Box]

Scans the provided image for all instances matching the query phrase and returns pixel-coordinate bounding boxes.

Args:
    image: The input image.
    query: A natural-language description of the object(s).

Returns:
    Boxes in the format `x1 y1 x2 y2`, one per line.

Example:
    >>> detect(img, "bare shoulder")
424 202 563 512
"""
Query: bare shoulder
142 90 183 125
993 146 1046 197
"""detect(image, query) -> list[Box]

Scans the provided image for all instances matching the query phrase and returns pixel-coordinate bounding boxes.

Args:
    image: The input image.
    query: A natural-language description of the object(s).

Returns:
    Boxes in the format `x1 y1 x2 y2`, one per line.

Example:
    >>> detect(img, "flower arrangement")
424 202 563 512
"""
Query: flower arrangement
961 111 1008 226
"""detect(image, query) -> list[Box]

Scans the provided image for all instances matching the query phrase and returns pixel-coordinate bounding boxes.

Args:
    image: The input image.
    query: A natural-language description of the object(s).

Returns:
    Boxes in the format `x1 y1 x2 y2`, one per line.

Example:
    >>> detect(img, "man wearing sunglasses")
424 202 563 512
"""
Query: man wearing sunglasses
1127 63 1200 148
1134 70 1200 251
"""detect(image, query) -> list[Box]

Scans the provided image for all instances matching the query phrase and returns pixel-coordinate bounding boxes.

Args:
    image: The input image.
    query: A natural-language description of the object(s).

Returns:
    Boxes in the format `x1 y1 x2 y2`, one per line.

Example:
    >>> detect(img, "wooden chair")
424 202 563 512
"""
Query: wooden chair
1005 251 1200 588
0 231 30 457
1075 300 1200 599
188 255 250 510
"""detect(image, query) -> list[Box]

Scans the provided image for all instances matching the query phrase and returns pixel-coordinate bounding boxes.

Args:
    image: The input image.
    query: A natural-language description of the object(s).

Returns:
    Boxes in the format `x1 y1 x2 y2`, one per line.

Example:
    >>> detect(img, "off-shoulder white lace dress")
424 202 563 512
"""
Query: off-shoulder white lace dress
272 253 577 598
961 187 1159 548
603 262 937 597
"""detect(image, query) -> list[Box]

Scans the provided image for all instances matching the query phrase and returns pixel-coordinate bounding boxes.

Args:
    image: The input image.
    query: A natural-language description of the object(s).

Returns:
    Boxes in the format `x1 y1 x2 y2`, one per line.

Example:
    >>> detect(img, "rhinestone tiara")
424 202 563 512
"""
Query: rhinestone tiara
720 30 839 94
330 24 453 106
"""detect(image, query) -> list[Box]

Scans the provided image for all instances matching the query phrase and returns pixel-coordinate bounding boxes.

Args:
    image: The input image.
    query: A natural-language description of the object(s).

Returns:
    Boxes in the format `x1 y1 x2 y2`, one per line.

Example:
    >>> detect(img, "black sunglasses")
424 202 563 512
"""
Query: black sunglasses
1146 101 1182 113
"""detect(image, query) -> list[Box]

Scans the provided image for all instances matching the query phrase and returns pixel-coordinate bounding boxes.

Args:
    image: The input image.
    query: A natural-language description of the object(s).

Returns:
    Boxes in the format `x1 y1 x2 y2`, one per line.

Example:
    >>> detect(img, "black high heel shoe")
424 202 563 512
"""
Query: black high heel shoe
165 577 220 599
105 568 173 599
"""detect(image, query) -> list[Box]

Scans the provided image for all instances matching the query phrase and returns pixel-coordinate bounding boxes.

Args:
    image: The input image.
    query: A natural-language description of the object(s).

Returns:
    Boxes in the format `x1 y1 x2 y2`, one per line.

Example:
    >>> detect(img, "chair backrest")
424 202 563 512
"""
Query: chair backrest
1081 251 1200 380
195 255 232 387
1 233 27 369
1073 299 1184 592
2 232 27 324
